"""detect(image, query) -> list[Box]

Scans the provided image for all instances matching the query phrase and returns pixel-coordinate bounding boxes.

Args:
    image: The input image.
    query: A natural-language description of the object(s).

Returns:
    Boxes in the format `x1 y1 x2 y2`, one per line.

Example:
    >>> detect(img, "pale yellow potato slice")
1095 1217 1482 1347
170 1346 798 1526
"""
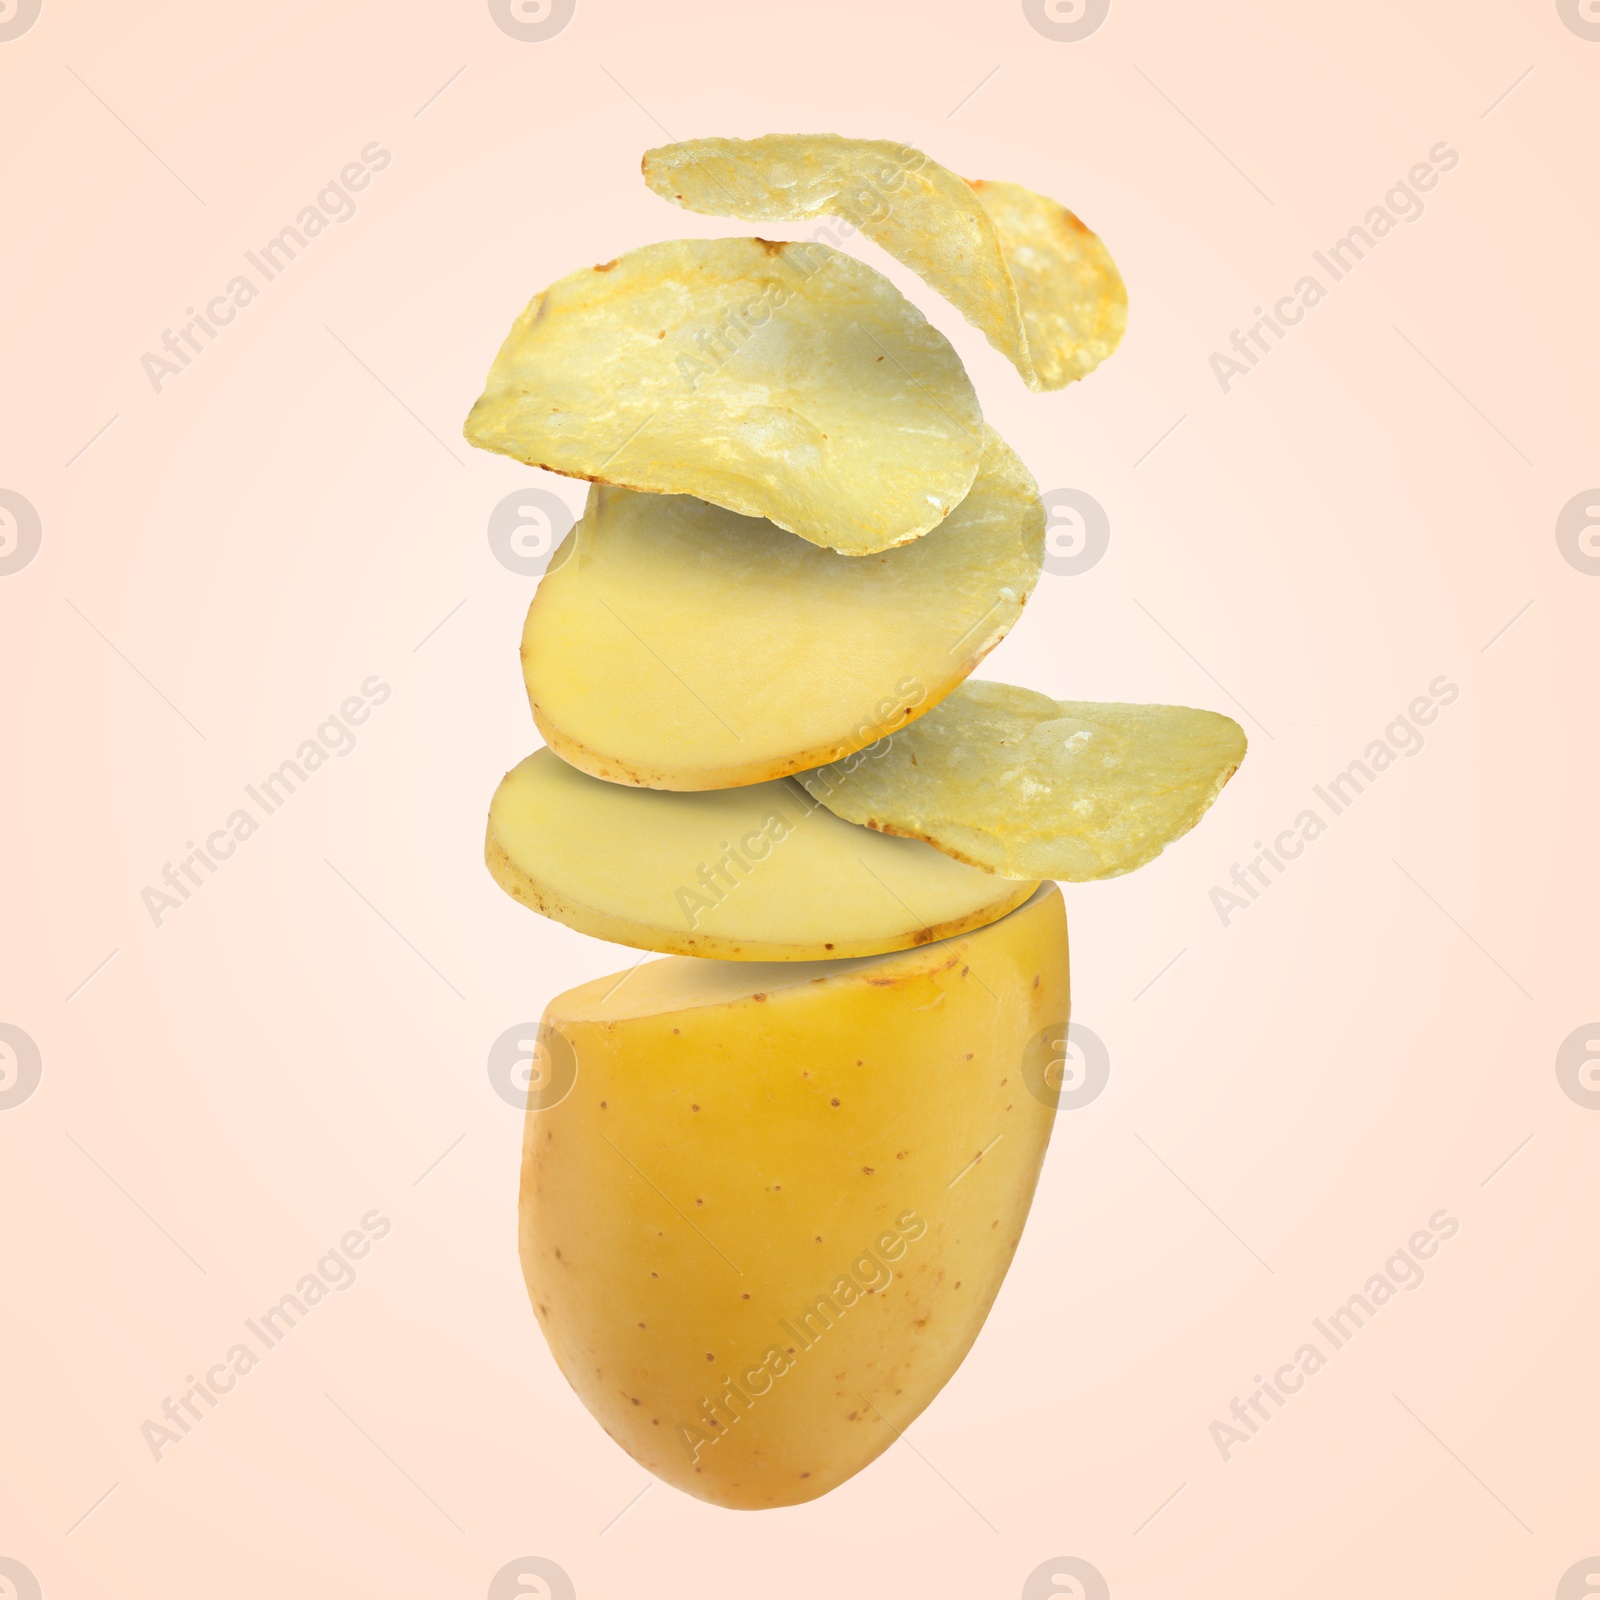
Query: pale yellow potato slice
968 179 1128 391
463 236 981 554
522 424 1044 791
487 749 1038 959
521 883 1068 1507
641 135 1126 391
800 680 1246 881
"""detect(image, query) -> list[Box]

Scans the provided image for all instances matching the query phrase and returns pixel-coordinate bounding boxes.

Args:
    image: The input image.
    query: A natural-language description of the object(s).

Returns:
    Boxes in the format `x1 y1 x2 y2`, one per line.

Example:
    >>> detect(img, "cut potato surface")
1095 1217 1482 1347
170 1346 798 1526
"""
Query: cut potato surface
800 680 1246 881
487 749 1038 959
463 236 982 554
522 424 1045 790
521 884 1068 1508
642 135 1126 391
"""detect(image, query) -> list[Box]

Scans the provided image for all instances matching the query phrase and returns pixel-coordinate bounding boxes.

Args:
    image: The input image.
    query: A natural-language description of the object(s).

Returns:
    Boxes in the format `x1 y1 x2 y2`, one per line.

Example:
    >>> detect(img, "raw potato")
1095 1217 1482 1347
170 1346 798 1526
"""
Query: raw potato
969 179 1128 391
520 883 1068 1508
486 749 1038 959
641 135 1126 390
522 425 1045 790
800 680 1247 881
463 236 983 554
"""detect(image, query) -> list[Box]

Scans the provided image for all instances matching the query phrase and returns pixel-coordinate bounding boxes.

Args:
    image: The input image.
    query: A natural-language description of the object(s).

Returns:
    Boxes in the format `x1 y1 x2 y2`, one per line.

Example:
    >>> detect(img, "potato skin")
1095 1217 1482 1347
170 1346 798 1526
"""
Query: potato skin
518 885 1068 1508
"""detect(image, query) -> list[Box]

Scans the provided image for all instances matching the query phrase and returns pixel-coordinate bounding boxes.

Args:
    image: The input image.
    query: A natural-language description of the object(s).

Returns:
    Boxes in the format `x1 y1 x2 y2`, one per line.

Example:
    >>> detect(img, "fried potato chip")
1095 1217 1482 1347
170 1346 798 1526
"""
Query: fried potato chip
464 236 982 554
522 424 1044 791
967 179 1128 391
799 681 1246 881
641 135 1126 391
487 749 1038 960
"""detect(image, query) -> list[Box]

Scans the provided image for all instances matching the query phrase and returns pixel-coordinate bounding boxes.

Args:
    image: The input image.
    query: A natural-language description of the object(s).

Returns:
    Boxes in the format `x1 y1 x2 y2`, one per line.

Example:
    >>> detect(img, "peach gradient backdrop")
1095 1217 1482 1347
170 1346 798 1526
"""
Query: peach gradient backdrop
2 2 1597 1596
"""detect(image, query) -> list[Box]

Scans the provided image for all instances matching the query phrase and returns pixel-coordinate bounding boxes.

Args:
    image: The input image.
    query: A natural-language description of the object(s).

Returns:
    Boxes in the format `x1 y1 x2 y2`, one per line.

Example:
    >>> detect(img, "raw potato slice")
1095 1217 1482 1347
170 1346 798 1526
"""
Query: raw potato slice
522 425 1045 790
800 680 1246 881
520 883 1068 1508
486 749 1038 959
968 179 1128 391
463 236 982 554
641 135 1126 391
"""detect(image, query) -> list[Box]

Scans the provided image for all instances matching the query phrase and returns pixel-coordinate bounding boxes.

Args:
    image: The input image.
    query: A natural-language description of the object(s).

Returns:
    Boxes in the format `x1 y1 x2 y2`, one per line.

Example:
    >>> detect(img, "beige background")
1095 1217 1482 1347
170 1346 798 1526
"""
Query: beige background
2 1 1598 1595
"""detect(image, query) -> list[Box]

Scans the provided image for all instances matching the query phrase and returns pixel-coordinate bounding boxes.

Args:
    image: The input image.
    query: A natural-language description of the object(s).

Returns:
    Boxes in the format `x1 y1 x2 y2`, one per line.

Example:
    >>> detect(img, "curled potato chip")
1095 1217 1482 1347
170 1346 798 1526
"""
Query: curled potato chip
522 424 1044 791
968 180 1128 391
799 681 1246 881
487 750 1038 960
464 236 982 554
641 135 1126 391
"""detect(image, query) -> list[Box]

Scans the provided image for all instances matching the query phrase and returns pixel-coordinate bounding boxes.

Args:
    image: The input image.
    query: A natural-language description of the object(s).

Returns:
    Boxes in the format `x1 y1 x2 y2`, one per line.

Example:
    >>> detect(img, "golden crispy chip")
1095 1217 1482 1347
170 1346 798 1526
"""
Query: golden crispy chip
522 424 1044 791
464 236 982 554
799 681 1246 881
644 136 1032 381
487 750 1038 960
641 135 1126 391
968 179 1128 390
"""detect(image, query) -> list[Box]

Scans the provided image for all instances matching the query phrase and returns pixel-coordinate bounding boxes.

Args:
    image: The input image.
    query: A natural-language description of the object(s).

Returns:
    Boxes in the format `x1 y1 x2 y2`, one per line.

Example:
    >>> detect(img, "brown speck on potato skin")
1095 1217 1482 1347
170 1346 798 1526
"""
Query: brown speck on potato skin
706 1352 715 1361
691 1103 700 1112
752 993 767 1002
1033 975 1040 988
594 258 618 271
830 1098 841 1107
862 1166 876 1176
